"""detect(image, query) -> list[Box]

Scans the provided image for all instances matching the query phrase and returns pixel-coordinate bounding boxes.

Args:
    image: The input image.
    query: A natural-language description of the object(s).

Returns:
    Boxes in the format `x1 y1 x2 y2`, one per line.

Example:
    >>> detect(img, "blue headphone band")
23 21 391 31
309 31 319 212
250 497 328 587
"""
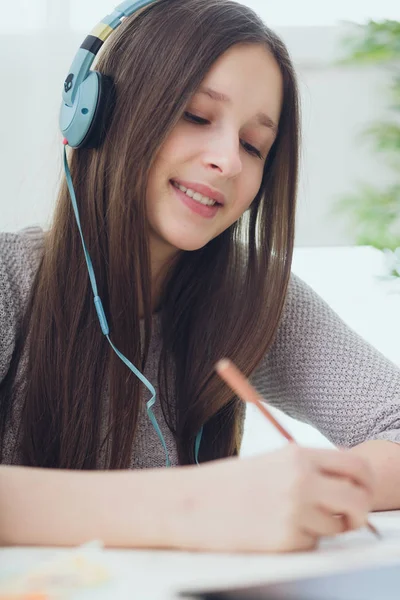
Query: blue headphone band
62 1 155 107
60 1 204 465
60 0 157 149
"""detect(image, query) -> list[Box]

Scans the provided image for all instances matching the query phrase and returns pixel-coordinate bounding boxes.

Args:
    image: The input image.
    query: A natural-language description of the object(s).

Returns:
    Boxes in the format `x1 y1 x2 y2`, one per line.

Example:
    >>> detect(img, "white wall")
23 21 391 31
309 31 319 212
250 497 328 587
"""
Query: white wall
0 25 395 245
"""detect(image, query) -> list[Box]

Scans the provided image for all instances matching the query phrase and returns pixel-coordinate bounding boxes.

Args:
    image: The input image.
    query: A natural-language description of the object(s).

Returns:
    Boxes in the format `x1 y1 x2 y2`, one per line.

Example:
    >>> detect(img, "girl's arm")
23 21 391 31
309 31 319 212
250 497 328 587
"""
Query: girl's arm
0 464 192 548
0 446 374 552
350 439 400 510
253 274 400 465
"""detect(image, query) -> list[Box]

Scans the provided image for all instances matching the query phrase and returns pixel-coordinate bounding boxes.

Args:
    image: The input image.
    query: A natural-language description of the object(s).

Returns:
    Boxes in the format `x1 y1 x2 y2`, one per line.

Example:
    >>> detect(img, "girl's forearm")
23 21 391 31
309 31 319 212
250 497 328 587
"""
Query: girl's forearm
0 464 198 548
350 439 400 510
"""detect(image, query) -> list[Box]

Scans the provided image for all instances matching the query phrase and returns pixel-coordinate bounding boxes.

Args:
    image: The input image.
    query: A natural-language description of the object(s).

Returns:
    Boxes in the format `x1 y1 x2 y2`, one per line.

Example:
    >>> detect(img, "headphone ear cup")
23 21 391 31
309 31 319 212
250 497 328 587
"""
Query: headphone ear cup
79 73 116 149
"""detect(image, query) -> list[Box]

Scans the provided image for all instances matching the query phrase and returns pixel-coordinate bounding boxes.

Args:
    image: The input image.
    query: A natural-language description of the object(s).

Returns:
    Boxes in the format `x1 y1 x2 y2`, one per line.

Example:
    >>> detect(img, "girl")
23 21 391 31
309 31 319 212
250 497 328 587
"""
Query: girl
1 0 400 552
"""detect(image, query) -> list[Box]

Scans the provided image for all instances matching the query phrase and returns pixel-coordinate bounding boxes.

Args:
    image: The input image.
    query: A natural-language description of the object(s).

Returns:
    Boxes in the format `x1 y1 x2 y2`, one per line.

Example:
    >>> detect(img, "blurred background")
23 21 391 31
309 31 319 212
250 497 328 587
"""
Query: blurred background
1 0 399 454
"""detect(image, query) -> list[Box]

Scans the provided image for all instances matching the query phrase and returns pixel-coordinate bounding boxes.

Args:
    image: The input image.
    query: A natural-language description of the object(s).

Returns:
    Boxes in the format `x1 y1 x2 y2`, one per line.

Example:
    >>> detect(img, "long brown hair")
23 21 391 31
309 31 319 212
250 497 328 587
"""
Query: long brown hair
0 0 300 468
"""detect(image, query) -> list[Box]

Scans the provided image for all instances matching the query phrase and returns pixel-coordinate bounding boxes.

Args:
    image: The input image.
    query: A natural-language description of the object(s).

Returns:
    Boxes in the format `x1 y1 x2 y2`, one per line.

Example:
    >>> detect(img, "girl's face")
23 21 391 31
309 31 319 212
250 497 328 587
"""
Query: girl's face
146 43 283 254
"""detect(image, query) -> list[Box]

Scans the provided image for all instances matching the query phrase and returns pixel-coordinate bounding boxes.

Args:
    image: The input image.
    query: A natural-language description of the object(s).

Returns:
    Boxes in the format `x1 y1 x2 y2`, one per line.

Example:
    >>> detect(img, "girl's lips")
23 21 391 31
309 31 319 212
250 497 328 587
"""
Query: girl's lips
170 181 221 219
171 179 225 205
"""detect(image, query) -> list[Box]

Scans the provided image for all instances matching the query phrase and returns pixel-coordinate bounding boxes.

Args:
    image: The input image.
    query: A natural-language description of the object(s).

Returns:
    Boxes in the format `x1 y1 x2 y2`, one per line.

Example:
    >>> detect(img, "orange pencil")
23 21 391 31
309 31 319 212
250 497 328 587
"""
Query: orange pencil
215 357 381 540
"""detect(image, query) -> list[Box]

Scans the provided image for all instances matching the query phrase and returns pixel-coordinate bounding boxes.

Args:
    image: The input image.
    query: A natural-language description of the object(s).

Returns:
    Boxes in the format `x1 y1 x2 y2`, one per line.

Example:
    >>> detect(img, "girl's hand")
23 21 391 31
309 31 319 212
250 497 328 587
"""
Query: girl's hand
179 444 374 552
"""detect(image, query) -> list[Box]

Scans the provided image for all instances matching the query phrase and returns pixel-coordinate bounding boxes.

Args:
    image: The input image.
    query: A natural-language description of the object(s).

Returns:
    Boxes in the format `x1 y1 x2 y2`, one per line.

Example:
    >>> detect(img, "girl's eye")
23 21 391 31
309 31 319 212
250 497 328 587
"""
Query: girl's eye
184 112 209 125
183 112 264 160
241 142 263 160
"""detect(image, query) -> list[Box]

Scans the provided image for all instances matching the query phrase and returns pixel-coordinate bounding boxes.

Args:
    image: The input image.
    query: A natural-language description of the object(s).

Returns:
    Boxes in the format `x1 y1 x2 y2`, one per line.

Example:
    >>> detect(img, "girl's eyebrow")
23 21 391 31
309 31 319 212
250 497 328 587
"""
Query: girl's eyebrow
197 85 278 135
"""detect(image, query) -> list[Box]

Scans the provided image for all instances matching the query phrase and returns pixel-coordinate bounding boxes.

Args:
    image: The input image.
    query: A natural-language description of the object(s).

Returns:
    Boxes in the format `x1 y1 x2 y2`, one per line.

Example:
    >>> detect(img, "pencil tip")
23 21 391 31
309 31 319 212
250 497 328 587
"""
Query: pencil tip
367 522 382 539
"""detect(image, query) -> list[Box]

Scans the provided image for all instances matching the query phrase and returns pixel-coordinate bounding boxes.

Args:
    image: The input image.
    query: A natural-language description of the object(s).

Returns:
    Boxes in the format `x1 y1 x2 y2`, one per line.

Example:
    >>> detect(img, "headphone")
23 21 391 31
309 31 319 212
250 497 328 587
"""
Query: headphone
59 0 204 466
60 0 155 149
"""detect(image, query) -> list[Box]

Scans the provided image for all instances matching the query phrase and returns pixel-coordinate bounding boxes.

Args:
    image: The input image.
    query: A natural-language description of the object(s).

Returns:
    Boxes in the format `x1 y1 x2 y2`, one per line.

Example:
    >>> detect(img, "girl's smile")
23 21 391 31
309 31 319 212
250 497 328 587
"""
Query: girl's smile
170 179 224 219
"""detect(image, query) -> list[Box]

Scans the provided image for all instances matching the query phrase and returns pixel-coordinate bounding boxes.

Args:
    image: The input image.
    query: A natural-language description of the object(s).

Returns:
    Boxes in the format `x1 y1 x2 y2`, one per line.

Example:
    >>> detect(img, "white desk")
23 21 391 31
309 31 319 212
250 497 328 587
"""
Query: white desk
2 511 400 599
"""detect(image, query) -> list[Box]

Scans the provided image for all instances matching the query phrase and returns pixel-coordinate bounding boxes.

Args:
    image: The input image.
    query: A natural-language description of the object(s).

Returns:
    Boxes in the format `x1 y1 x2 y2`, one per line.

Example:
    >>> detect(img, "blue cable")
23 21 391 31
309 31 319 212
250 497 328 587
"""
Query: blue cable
62 143 171 467
194 426 203 465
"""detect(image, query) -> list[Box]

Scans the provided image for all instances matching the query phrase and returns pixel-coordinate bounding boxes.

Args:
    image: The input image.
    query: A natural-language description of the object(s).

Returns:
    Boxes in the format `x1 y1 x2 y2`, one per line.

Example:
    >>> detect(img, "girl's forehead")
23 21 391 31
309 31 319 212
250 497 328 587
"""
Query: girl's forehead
196 44 283 124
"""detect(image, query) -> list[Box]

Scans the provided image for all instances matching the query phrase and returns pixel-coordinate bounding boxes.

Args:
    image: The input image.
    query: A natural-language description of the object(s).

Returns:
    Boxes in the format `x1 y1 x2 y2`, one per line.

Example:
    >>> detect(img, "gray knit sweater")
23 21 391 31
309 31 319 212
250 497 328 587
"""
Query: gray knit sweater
1 227 400 468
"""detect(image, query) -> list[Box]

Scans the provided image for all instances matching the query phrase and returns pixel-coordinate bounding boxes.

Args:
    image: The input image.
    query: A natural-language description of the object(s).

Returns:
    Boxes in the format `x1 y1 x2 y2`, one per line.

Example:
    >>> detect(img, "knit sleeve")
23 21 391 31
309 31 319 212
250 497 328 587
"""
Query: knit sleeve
0 237 18 384
0 227 45 385
250 273 400 448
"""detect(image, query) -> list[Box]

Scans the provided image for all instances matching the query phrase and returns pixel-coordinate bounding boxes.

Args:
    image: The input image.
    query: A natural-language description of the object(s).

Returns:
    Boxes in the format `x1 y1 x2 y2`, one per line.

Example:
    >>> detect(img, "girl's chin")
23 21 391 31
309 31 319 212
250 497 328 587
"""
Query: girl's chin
149 227 212 253
164 232 212 252
169 238 210 252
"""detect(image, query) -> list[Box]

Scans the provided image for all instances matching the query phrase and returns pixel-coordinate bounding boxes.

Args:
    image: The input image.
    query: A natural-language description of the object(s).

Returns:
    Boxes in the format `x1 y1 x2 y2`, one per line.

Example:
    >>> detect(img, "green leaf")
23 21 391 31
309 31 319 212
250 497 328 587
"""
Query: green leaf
331 184 400 250
337 20 400 64
333 19 400 258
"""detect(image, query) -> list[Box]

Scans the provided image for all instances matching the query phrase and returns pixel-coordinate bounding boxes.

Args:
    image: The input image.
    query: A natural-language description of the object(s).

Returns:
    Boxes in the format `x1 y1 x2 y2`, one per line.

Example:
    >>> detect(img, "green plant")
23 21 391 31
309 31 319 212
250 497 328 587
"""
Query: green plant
332 20 400 279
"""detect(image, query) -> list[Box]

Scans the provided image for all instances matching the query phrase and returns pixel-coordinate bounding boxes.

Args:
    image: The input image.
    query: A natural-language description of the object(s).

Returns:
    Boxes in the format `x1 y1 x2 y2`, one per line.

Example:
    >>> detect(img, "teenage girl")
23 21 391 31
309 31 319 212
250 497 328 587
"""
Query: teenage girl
1 0 400 551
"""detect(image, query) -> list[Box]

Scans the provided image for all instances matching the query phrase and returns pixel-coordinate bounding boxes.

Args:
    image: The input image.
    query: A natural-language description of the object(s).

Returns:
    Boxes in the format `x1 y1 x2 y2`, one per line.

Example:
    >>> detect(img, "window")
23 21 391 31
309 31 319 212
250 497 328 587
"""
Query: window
0 0 46 33
7 0 400 34
70 0 117 31
241 0 400 26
